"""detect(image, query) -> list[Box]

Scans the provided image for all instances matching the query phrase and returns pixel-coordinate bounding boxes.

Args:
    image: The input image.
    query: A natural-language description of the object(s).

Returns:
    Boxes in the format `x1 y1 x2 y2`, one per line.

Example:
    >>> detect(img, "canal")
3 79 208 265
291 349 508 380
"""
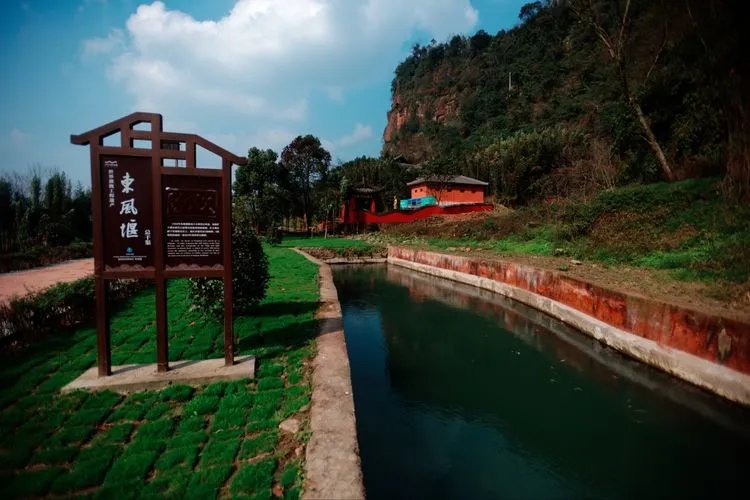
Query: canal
333 264 750 499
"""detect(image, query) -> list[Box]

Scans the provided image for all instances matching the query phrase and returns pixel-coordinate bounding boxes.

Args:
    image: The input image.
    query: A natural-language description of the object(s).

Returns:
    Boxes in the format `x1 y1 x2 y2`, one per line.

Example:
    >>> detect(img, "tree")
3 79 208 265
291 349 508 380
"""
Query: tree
519 1 544 22
571 0 675 181
234 148 285 233
469 29 492 55
280 135 331 231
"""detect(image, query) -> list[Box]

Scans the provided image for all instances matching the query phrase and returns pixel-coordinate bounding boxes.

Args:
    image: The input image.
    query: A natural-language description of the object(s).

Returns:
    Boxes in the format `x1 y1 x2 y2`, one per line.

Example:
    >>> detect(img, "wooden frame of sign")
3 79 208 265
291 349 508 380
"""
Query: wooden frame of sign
71 112 246 376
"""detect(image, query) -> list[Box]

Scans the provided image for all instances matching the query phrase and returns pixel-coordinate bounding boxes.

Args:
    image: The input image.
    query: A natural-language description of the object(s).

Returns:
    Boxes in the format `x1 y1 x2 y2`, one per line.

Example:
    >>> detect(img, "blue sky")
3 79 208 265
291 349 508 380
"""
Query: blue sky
1 0 527 186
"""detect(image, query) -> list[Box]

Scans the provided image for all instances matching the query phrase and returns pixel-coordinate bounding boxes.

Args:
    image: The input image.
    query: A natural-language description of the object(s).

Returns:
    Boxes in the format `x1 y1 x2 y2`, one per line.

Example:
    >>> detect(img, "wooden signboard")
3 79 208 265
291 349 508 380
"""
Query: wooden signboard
101 155 155 269
71 112 246 376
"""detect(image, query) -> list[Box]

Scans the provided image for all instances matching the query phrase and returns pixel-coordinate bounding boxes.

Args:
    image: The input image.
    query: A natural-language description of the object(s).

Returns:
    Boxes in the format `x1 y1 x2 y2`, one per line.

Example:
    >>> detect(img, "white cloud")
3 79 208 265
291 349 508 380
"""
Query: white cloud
322 122 374 156
78 0 476 163
336 123 373 147
89 0 477 123
82 29 124 57
212 128 300 157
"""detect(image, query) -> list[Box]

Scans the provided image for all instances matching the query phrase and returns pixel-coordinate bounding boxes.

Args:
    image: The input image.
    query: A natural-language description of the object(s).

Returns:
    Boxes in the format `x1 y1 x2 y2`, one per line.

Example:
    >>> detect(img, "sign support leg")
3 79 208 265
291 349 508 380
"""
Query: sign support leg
155 277 169 372
95 275 111 376
223 158 234 367
223 276 233 366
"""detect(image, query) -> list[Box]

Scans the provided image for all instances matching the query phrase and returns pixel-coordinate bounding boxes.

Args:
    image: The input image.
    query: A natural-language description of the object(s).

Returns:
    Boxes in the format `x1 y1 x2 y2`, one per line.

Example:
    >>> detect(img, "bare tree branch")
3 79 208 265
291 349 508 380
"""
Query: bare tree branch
645 18 669 83
617 0 632 57
684 0 709 54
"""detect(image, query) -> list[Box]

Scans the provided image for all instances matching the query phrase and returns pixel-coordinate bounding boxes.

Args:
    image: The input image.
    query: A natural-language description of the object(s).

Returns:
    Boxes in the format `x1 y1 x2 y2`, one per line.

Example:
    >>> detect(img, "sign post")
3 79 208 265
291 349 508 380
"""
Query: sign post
72 112 246 376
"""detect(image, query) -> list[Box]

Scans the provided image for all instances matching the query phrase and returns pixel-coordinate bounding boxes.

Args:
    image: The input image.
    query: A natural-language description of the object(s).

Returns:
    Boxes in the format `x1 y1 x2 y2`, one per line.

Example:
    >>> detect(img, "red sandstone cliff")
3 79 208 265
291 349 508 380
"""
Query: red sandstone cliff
382 67 463 163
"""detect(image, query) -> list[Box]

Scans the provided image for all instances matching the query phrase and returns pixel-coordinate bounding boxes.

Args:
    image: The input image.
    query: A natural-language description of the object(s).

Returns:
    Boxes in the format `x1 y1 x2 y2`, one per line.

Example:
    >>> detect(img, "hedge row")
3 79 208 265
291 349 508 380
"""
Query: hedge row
0 242 93 273
0 277 149 352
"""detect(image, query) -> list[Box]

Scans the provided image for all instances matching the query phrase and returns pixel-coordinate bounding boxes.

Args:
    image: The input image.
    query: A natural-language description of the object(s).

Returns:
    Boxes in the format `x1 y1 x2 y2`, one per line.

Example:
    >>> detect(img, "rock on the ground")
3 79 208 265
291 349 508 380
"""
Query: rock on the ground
279 417 300 434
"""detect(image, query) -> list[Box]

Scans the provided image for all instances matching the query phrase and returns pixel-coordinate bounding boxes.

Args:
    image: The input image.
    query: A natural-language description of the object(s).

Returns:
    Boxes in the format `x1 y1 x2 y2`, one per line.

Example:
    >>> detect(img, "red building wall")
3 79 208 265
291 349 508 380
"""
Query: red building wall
410 182 485 204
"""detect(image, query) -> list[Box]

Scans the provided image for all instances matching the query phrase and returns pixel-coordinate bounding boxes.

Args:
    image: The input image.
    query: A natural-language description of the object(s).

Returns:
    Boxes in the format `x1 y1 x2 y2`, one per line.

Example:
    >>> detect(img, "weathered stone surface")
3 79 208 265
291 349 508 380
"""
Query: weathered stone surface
61 355 255 394
293 249 365 500
279 417 300 434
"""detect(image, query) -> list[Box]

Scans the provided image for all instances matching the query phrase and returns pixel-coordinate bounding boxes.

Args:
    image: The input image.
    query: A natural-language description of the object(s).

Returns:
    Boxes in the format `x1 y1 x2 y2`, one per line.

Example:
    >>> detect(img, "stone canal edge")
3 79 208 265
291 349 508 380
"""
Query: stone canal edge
388 246 750 407
292 248 365 500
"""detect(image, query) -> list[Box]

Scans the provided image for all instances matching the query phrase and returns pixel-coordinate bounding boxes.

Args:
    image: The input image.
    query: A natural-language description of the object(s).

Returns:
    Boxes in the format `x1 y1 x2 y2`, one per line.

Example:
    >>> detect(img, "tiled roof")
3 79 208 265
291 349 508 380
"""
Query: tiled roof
406 175 489 187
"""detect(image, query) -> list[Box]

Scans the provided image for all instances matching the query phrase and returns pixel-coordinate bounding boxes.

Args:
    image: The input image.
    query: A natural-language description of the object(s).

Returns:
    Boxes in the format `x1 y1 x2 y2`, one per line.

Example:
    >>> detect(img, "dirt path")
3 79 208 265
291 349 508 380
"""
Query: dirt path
0 258 94 303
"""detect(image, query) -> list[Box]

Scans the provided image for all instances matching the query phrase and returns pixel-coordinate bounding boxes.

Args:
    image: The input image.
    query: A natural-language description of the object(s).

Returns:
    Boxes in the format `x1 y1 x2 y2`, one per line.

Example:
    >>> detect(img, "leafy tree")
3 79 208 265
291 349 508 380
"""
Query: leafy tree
234 148 287 233
280 135 331 231
469 29 492 55
336 156 412 209
1 169 92 251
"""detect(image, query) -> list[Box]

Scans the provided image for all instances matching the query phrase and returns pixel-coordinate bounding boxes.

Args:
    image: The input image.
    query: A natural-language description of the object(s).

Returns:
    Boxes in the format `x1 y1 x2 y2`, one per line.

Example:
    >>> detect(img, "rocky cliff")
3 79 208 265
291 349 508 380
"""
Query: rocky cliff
382 86 460 163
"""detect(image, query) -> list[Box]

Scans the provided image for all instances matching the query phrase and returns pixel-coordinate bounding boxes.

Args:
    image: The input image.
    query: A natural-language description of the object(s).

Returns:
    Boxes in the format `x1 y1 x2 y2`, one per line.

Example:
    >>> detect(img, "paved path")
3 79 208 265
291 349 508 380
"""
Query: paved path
0 258 94 303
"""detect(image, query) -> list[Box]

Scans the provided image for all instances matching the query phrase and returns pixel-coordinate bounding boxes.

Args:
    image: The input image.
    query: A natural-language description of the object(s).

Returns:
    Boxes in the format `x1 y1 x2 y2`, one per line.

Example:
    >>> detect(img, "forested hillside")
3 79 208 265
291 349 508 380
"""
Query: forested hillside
382 0 748 203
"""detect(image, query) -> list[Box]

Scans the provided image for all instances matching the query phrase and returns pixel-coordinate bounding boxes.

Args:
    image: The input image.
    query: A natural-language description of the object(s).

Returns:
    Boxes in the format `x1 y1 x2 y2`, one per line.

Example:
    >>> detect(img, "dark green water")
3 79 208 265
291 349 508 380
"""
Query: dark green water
333 264 750 500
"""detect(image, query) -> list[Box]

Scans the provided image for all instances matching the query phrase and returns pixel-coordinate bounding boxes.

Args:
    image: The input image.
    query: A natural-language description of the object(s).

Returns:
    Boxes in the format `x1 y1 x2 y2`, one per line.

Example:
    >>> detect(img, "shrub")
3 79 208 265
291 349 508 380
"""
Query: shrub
474 126 587 204
0 242 93 273
0 277 148 351
267 227 283 245
188 225 269 317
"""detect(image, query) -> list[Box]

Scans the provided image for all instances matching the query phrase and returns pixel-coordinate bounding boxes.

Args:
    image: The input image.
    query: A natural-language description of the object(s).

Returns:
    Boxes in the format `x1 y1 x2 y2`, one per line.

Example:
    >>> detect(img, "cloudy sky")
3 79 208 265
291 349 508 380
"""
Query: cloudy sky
1 0 526 185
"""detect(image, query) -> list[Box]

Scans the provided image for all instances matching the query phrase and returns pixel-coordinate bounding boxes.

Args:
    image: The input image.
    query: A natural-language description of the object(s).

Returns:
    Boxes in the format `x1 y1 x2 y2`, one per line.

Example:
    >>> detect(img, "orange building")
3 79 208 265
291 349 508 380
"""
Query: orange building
406 175 488 205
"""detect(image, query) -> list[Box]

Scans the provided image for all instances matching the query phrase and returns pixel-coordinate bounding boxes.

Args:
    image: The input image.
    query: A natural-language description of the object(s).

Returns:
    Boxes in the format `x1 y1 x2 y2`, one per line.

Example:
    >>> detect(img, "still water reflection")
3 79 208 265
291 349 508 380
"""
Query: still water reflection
333 264 750 500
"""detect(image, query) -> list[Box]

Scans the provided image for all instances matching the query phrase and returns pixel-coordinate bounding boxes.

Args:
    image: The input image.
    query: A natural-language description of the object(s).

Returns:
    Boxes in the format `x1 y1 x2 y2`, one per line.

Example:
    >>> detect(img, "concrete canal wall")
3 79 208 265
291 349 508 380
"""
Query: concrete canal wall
292 249 365 500
388 246 750 406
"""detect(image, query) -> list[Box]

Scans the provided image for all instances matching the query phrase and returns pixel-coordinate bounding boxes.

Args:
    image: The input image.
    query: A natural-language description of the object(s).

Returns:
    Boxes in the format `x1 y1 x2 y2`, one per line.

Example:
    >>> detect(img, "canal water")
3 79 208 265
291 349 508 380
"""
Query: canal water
333 264 750 499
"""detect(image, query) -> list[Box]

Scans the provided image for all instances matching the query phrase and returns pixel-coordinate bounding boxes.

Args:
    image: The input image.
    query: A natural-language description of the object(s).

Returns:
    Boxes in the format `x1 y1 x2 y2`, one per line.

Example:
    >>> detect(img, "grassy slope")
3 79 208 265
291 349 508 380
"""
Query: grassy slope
0 246 318 499
278 237 371 249
376 179 750 297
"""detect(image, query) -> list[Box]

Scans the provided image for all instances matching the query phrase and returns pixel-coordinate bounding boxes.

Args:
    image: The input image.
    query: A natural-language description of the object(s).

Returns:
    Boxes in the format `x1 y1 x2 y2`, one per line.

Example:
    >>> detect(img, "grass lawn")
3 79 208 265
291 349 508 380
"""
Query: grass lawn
278 236 371 249
374 179 750 287
0 246 318 499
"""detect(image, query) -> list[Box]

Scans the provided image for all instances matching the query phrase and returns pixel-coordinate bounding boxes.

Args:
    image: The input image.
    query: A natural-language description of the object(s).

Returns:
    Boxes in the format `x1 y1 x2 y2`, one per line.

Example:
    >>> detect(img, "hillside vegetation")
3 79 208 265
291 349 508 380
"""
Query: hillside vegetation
373 179 750 307
382 0 748 203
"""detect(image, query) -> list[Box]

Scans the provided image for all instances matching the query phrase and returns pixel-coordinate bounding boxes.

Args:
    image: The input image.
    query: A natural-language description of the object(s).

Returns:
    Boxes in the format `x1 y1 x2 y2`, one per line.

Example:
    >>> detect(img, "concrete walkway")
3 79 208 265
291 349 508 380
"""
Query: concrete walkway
293 249 365 500
0 258 94 303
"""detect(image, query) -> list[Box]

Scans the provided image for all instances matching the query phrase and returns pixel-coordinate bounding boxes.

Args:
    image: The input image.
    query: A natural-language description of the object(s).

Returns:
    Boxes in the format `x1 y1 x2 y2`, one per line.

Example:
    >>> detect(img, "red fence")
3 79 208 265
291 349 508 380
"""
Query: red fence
344 203 493 225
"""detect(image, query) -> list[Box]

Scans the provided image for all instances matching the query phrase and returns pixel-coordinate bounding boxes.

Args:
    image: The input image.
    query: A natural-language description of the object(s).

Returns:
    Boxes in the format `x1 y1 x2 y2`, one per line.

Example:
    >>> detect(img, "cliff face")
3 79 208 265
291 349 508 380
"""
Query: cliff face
383 91 460 142
382 81 461 163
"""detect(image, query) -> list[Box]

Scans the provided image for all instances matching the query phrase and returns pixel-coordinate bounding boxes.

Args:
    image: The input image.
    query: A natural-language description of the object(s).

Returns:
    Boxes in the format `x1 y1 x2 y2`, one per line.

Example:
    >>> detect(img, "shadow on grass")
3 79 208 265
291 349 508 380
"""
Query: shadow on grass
237 320 317 353
237 317 336 355
247 301 319 318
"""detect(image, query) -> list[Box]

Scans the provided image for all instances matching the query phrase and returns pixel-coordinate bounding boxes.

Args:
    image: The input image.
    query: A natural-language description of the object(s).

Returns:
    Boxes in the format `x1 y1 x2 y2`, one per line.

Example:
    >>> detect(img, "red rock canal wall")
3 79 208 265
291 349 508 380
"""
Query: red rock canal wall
388 246 750 404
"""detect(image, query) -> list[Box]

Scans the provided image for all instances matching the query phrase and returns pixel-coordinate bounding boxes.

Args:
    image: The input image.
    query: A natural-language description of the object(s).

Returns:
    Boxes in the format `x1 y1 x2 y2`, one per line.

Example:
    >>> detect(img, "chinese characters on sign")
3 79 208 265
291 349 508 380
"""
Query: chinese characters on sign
105 160 116 208
101 155 154 268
